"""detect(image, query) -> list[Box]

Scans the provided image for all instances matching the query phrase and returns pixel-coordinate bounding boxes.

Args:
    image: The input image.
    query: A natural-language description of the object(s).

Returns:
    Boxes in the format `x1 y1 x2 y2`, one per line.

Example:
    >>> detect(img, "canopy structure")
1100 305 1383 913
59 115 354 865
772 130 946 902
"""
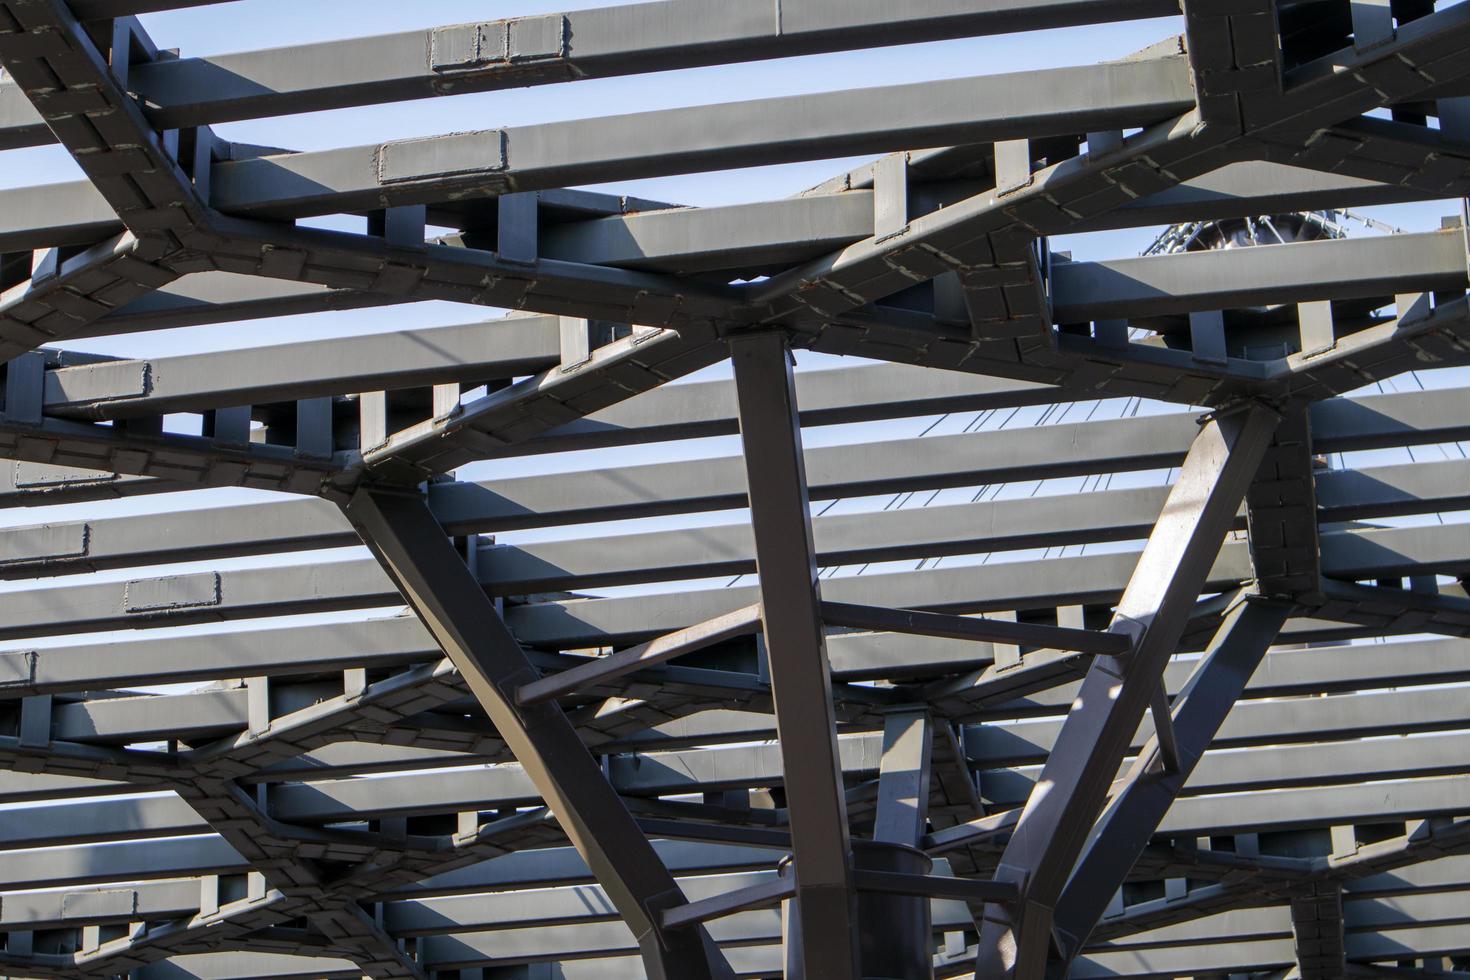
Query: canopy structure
0 1 1468 977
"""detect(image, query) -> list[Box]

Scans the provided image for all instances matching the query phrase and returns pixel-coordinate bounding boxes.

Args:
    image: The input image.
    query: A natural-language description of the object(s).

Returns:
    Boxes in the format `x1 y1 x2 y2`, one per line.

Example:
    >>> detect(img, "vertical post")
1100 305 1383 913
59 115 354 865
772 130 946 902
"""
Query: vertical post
867 707 936 980
1189 310 1228 365
296 397 334 458
873 709 933 848
995 140 1033 194
730 331 859 980
976 404 1280 979
341 489 726 980
498 192 539 264
1351 0 1394 48
3 351 43 424
873 152 909 241
1297 301 1335 358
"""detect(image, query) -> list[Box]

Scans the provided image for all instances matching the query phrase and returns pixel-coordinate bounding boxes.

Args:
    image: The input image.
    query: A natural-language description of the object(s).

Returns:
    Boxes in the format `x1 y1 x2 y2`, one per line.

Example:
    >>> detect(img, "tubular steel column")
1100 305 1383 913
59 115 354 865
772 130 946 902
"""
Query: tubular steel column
975 404 1281 979
730 331 859 980
1050 595 1294 961
341 488 728 980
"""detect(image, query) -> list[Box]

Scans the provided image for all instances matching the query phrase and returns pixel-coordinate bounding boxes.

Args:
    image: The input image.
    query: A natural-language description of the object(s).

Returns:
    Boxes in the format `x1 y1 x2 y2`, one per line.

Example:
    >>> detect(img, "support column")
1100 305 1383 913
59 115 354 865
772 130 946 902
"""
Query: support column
730 331 858 980
341 488 726 980
975 404 1281 979
1050 595 1293 960
865 708 936 980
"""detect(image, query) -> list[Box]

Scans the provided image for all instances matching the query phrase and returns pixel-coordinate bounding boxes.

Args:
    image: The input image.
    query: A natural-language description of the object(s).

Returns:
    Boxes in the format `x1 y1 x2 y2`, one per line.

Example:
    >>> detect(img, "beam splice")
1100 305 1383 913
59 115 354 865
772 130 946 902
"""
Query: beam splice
730 330 859 980
1050 595 1293 962
339 488 727 980
820 601 1130 655
975 403 1281 979
515 603 763 706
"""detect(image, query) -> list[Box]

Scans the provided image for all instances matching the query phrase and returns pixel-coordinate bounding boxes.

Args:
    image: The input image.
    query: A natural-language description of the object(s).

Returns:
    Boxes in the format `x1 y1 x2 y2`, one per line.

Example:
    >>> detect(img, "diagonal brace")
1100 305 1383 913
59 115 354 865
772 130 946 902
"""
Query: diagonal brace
974 403 1281 979
340 486 730 980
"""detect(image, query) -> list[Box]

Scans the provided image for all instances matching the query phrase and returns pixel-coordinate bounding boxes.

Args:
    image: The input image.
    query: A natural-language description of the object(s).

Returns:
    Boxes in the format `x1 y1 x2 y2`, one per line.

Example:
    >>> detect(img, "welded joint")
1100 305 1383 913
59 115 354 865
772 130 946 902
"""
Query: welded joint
430 16 568 73
123 571 222 613
0 520 91 567
376 130 508 184
1196 398 1285 430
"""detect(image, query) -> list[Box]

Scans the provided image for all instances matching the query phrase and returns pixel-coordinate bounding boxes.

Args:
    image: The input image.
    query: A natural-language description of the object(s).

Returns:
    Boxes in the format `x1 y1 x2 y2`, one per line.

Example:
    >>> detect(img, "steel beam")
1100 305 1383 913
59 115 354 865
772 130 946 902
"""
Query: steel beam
0 0 1178 149
207 58 1193 218
340 487 728 980
1049 595 1293 962
975 404 1280 978
730 331 858 979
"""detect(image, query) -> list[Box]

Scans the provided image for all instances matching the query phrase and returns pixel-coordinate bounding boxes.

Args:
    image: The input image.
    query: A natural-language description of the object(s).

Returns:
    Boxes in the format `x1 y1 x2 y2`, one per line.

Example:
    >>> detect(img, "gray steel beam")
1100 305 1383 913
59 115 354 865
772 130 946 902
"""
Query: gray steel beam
1050 596 1293 962
207 58 1193 218
88 273 394 337
515 604 763 706
0 4 200 361
821 601 1131 656
5 596 1464 714
0 161 1442 278
977 405 1280 978
18 682 1470 853
0 378 1460 580
1050 229 1470 321
44 314 561 420
4 511 1465 650
730 331 858 978
0 0 1178 148
340 488 728 980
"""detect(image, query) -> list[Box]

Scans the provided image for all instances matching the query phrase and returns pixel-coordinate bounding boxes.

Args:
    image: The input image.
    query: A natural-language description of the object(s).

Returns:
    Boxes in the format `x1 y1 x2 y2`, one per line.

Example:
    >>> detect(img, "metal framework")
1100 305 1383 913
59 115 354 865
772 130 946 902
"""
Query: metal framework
0 0 1467 977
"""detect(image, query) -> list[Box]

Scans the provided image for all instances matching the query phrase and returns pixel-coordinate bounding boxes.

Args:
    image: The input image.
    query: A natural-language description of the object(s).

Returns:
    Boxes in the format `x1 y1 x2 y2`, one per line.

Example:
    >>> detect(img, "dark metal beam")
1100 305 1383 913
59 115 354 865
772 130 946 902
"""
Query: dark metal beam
0 0 1179 149
207 58 1193 218
730 330 859 978
1049 595 1294 962
821 601 1131 656
339 488 729 980
975 404 1281 978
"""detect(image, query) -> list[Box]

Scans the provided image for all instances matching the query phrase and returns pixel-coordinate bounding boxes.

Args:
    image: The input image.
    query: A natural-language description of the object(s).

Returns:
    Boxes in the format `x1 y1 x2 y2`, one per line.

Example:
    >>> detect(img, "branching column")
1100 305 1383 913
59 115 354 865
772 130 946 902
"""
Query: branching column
1051 594 1294 961
975 403 1281 978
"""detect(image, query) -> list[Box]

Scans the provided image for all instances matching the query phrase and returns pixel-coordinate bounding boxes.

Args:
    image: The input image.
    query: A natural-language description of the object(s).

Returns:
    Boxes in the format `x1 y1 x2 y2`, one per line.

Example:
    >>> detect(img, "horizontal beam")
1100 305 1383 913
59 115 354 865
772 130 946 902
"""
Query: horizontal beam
0 511 1462 648
0 0 1179 149
515 604 763 706
207 57 1193 217
44 315 561 420
820 600 1130 654
1051 229 1470 320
